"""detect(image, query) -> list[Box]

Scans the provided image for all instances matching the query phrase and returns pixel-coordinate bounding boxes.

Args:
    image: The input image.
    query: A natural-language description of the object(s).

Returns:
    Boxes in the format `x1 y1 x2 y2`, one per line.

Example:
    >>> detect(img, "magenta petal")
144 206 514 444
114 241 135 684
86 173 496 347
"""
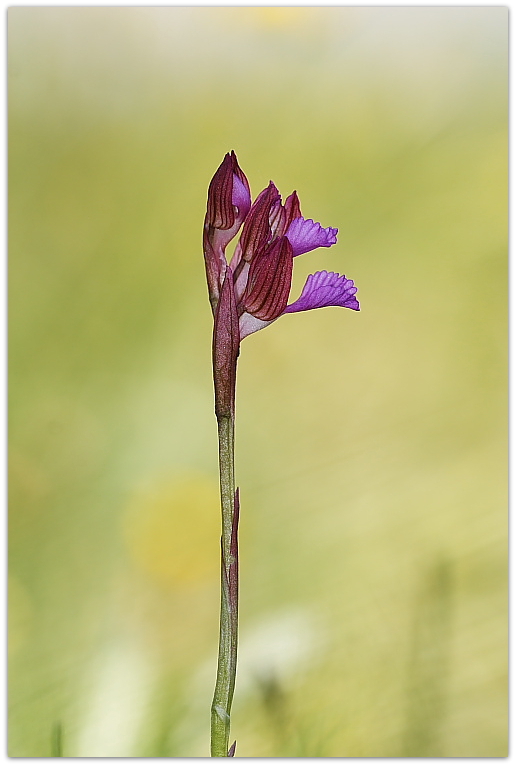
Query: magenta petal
232 173 251 218
284 270 359 313
285 217 338 256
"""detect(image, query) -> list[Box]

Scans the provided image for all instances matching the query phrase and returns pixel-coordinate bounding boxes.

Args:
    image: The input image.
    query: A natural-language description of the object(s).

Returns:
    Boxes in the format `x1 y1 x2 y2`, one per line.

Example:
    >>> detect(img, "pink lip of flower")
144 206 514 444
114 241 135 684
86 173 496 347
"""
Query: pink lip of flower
204 152 359 342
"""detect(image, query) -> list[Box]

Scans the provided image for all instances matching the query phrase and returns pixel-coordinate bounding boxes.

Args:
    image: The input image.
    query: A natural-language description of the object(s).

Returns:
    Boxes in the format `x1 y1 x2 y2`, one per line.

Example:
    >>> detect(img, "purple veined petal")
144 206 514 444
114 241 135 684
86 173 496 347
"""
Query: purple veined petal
206 152 250 231
242 237 294 321
206 153 235 230
285 217 338 256
204 152 251 308
284 270 360 313
238 182 280 263
283 191 302 228
269 197 286 238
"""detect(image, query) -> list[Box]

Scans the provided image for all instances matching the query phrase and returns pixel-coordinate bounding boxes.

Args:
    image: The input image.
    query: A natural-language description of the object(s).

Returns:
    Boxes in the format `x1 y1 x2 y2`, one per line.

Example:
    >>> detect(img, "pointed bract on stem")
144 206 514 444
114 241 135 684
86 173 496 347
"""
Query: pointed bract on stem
204 151 359 756
212 269 240 419
228 488 240 620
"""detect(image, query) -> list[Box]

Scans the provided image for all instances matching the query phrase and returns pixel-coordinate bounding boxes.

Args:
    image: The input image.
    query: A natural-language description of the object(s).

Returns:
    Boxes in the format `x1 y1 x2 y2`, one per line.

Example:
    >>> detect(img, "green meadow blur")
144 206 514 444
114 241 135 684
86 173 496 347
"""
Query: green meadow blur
8 7 507 757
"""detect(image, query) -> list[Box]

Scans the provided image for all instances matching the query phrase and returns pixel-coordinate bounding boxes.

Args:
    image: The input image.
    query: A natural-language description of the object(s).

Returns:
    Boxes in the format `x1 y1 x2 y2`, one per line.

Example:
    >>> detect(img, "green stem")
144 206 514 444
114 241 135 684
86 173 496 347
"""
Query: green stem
211 414 239 757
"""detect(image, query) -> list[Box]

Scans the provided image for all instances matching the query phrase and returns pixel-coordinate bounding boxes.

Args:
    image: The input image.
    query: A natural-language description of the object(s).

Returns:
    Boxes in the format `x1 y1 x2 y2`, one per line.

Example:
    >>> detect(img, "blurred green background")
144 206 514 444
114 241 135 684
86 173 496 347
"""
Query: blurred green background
8 7 507 757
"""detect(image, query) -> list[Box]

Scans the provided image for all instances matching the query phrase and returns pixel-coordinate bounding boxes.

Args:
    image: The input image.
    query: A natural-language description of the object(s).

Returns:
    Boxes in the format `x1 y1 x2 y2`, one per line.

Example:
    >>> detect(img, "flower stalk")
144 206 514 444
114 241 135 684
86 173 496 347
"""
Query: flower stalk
204 151 359 757
210 265 240 756
210 413 239 757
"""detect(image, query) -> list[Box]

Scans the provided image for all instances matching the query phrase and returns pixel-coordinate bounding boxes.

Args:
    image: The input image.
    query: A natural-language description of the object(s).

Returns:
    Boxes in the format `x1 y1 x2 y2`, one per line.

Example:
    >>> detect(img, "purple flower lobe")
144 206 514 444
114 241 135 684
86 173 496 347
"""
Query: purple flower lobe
284 270 359 313
285 217 338 257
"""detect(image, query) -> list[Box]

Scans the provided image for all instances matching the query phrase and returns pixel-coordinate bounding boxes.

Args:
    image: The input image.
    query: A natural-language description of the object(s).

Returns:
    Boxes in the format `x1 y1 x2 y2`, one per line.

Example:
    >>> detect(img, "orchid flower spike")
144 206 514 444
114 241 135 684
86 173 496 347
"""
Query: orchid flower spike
204 151 359 346
205 151 360 757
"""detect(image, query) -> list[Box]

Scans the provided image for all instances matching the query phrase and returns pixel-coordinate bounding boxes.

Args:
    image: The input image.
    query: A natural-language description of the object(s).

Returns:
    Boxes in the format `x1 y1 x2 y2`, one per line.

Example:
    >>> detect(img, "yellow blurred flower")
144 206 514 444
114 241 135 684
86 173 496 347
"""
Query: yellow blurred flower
122 475 220 589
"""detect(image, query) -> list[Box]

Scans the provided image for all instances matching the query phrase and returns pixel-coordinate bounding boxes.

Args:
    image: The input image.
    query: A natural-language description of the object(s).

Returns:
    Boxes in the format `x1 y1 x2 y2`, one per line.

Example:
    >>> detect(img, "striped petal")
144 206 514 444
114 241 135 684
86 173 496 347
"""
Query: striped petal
242 237 294 322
